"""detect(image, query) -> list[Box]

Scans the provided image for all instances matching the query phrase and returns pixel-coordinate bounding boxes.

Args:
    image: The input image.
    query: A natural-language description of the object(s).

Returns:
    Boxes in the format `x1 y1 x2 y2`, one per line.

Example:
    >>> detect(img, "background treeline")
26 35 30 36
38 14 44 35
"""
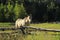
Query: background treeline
0 0 27 22
0 0 60 23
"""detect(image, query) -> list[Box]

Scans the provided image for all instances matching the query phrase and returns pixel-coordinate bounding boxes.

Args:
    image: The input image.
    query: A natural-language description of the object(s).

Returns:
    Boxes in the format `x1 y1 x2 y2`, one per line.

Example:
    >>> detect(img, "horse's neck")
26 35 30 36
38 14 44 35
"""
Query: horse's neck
23 18 27 22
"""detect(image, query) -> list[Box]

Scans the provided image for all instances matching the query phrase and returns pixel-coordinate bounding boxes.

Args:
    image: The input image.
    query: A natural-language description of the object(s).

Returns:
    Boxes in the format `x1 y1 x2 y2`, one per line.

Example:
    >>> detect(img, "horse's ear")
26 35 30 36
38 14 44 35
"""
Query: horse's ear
29 14 32 19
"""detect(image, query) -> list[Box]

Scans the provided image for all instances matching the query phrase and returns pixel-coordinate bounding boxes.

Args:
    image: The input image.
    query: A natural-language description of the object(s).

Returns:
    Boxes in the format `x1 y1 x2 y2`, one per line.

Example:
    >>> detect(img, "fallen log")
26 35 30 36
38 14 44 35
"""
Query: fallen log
0 26 60 32
24 26 60 32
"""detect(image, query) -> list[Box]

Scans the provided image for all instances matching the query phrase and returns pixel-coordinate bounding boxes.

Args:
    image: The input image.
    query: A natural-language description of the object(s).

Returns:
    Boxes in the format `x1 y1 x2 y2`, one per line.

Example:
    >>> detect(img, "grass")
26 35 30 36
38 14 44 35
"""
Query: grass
0 22 14 27
0 30 60 40
0 22 60 40
30 23 60 29
0 22 60 29
24 31 60 40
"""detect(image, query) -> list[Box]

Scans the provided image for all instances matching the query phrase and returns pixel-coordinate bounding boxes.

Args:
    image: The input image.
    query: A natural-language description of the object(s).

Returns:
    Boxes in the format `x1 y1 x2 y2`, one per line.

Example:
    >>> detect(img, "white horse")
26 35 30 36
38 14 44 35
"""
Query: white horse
15 16 31 28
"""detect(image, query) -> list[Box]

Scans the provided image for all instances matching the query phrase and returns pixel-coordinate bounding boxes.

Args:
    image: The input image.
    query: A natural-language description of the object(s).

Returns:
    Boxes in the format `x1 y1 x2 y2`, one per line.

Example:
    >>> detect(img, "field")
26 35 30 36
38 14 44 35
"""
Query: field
0 22 60 29
0 23 60 40
30 23 60 29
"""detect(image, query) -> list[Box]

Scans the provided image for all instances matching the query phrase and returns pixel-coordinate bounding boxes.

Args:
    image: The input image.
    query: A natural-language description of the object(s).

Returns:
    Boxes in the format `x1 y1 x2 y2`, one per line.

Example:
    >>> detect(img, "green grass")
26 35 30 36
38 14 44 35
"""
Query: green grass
0 30 59 40
25 22 60 40
24 31 60 40
30 23 60 29
0 22 14 27
0 22 60 29
0 22 60 40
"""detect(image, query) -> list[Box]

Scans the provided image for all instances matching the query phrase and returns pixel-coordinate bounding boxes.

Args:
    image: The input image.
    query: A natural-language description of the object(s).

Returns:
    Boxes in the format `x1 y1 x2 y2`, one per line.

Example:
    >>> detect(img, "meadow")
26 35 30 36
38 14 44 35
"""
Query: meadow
0 23 60 40
30 23 60 29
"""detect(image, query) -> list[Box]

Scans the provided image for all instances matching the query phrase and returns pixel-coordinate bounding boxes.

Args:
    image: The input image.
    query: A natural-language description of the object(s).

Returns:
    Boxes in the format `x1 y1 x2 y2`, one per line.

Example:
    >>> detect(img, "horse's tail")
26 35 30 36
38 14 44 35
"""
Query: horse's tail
15 19 23 28
15 19 19 28
15 21 18 29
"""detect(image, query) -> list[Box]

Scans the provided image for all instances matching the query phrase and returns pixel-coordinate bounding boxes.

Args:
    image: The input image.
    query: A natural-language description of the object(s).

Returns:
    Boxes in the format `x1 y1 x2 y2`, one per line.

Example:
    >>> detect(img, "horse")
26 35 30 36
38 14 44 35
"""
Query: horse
15 15 31 28
15 16 31 34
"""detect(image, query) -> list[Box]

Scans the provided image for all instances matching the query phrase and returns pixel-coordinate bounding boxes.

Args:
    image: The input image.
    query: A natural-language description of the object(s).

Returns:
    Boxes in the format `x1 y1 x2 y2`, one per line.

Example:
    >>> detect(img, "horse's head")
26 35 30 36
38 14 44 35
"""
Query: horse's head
24 15 31 26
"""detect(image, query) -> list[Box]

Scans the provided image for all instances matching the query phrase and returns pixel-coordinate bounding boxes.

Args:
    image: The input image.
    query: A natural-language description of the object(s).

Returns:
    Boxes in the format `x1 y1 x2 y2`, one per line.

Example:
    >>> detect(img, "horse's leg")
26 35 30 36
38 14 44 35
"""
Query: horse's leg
20 26 26 34
15 23 17 29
